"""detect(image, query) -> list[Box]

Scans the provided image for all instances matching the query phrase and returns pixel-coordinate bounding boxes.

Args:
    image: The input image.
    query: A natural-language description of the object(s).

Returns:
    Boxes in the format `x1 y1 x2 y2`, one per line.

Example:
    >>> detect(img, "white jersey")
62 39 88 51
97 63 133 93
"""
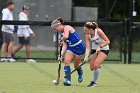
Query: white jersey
17 12 33 37
89 29 109 50
1 8 14 33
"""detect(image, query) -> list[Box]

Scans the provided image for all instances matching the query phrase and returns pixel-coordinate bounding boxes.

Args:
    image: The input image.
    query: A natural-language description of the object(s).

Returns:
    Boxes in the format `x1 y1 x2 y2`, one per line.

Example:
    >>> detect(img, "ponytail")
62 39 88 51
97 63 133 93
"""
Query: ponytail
84 22 98 30
92 22 98 27
56 17 64 24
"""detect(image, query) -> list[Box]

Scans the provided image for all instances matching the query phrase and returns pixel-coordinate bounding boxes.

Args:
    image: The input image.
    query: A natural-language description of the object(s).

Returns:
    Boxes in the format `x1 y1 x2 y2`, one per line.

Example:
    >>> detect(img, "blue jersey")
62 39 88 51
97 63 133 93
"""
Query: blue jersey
65 31 81 45
63 31 86 56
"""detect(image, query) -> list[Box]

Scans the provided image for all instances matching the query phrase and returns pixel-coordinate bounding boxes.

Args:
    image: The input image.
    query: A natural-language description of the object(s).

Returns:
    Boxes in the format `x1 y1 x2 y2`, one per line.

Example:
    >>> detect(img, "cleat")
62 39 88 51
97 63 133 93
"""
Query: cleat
87 81 98 87
11 53 16 59
63 80 71 86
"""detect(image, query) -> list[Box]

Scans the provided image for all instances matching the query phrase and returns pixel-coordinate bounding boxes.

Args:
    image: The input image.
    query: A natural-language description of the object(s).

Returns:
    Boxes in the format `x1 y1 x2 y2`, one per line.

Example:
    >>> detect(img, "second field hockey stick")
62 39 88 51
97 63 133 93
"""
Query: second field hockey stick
53 43 63 85
64 53 96 78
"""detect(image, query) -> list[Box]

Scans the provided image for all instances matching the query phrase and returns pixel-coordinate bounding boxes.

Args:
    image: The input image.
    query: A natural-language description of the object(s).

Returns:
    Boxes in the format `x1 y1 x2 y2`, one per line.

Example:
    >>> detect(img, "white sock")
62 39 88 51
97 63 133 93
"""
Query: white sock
92 68 101 83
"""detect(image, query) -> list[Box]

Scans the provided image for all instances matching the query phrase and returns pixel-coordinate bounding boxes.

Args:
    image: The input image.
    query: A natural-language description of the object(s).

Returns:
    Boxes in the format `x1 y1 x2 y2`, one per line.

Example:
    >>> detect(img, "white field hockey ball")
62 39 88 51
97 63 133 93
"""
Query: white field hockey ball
52 80 58 84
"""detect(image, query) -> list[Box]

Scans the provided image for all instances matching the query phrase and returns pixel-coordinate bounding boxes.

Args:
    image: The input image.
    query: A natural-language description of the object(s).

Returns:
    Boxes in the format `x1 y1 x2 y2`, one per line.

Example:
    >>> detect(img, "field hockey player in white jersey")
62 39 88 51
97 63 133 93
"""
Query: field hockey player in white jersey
84 22 110 87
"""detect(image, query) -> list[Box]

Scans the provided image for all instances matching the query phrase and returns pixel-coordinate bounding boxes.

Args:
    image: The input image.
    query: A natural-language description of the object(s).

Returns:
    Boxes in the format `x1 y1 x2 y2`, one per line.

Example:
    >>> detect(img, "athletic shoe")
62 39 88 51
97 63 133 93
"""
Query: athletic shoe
63 80 71 86
7 58 16 62
26 59 36 63
11 53 17 59
0 58 7 62
87 81 98 87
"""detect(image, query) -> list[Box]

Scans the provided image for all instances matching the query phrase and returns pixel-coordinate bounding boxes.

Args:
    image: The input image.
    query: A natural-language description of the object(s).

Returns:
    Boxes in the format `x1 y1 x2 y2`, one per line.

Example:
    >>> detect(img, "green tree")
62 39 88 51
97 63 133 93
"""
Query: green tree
73 0 140 21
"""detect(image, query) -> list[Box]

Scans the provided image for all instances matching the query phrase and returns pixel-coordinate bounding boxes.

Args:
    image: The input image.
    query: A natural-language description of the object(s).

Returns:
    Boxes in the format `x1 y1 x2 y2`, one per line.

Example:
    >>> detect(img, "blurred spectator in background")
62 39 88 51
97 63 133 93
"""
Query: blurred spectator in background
13 5 36 63
1 1 16 62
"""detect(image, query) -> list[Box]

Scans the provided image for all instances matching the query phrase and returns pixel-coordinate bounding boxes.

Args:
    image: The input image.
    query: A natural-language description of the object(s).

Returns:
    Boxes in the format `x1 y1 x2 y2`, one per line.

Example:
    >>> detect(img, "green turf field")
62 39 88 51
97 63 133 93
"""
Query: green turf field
0 62 139 93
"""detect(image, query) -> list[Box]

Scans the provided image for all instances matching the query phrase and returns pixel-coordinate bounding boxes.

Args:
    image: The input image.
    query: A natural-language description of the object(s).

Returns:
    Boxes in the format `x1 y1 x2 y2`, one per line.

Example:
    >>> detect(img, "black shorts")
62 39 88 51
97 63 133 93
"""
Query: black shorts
19 37 30 45
2 32 14 43
91 49 109 55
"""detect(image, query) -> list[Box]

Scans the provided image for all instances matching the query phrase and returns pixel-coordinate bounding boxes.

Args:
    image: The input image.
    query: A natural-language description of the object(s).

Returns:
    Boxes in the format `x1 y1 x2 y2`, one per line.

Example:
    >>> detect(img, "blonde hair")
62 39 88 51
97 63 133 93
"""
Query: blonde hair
53 17 64 24
85 22 98 28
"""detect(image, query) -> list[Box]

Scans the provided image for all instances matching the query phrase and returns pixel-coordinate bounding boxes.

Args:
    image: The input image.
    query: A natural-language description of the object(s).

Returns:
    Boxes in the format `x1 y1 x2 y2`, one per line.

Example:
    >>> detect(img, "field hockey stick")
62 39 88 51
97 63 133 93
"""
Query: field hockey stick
53 43 63 85
64 53 96 78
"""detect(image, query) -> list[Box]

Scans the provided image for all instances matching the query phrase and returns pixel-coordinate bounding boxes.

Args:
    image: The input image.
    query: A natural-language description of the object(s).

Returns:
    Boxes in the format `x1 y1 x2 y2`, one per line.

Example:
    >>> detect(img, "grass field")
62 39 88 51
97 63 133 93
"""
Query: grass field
0 62 139 93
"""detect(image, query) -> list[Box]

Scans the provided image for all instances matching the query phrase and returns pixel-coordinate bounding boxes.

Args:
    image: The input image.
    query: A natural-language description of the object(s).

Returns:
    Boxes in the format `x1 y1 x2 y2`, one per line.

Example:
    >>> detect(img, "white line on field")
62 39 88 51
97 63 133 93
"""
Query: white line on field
84 66 140 69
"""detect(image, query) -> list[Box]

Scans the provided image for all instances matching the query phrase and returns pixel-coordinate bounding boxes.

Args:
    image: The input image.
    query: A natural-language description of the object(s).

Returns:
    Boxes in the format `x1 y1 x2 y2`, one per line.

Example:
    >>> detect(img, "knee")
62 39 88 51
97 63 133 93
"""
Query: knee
8 46 13 50
2 46 6 50
2 43 7 48
20 44 23 48
26 44 30 47
64 59 70 66
74 61 80 68
93 62 100 70
65 62 70 66
74 64 79 69
90 65 94 71
90 67 94 71
21 45 23 48
91 66 98 71
90 63 94 71
94 64 99 70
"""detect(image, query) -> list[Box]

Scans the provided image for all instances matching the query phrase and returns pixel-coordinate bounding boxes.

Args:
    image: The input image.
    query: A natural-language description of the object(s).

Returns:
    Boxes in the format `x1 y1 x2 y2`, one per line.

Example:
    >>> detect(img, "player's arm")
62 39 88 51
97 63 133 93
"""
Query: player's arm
58 41 67 61
97 29 110 48
61 41 67 56
29 28 35 37
60 26 71 41
84 34 91 61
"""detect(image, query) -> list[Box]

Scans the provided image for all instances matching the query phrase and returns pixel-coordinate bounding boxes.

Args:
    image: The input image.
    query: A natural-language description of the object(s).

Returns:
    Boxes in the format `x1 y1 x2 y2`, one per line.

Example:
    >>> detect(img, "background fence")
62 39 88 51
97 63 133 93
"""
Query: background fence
132 22 140 63
0 20 140 63
0 21 128 63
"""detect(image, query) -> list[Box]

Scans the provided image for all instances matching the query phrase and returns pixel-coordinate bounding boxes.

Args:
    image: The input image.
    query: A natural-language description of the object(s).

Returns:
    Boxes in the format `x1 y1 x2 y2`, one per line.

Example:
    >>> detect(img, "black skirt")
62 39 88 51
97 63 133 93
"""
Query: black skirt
91 49 109 55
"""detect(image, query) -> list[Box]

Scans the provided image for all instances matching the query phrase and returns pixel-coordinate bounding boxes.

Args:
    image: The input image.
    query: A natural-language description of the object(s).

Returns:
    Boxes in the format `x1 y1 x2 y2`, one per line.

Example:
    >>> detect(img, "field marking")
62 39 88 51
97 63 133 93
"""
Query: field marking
103 65 139 87
28 63 56 79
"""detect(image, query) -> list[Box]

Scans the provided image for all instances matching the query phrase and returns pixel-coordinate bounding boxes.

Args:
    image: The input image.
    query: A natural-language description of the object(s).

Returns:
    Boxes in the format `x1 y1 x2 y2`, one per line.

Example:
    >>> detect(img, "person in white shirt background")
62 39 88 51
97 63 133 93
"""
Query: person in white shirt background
1 1 16 62
13 5 36 63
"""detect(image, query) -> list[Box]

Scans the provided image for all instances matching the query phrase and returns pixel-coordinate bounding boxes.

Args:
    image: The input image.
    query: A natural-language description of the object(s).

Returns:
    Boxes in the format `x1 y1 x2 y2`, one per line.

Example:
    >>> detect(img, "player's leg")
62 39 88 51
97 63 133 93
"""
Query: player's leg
7 41 15 62
12 37 24 58
93 52 107 83
8 41 14 57
87 54 98 87
13 44 23 55
93 51 107 70
1 42 8 62
26 44 30 59
1 32 8 62
25 37 36 63
90 54 98 71
63 50 74 86
88 51 107 87
73 55 83 83
26 44 36 63
7 33 16 62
